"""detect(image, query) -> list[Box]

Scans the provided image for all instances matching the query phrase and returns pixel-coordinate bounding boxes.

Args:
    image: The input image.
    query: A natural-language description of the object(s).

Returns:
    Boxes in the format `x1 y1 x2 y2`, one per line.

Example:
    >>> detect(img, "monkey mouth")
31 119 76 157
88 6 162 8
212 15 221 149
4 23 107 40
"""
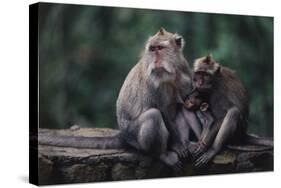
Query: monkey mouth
151 67 171 74
196 83 212 89
197 85 212 93
184 102 195 110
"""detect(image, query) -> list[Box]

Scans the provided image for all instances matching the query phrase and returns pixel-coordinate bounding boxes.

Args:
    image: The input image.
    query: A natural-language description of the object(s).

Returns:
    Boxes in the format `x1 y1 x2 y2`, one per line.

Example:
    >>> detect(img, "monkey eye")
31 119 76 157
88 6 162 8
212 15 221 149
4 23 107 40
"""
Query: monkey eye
204 74 209 79
149 46 156 52
158 45 164 50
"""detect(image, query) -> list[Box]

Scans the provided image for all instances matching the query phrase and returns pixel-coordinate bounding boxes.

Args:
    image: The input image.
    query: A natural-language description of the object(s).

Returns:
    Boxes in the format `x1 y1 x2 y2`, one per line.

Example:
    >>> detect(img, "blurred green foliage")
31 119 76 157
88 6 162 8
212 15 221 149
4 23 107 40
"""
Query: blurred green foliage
38 3 273 136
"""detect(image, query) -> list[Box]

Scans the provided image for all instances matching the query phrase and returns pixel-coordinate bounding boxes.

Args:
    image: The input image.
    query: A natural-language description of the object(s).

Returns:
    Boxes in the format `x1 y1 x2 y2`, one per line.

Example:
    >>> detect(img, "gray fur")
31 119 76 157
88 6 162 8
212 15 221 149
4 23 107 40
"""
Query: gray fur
38 29 193 170
116 29 192 168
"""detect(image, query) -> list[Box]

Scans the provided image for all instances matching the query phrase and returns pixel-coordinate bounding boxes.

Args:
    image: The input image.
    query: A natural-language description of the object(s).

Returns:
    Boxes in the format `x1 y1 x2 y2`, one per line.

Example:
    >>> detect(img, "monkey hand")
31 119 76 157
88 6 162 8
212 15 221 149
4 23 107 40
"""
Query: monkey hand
187 140 207 159
172 144 190 159
194 148 217 168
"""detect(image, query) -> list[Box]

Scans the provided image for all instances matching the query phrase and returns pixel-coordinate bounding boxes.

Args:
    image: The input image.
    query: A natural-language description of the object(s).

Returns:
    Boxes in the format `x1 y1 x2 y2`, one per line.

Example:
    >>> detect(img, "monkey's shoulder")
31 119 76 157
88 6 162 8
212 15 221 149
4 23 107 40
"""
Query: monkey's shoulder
209 67 248 118
116 63 146 116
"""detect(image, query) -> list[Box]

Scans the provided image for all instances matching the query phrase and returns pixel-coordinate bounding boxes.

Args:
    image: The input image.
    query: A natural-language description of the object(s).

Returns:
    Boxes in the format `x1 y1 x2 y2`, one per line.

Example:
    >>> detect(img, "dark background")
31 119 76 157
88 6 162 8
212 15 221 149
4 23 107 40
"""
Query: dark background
38 3 273 136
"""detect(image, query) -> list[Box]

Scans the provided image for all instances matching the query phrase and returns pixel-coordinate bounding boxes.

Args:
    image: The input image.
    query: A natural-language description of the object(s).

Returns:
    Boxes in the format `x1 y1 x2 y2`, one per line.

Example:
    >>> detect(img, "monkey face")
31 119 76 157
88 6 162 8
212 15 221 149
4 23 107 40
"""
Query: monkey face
147 40 174 73
144 28 185 84
193 54 220 92
193 71 213 92
184 91 204 110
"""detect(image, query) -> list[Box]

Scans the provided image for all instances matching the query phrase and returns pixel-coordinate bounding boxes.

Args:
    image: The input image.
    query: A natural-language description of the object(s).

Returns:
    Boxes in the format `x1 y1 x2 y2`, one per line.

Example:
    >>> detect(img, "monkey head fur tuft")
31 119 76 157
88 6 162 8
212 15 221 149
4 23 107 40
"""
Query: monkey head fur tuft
193 54 221 76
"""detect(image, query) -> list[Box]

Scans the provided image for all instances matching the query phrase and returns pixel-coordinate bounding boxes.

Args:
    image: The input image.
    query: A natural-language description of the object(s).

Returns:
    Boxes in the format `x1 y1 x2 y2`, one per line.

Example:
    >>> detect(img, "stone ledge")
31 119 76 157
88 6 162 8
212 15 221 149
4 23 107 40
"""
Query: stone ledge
34 128 273 185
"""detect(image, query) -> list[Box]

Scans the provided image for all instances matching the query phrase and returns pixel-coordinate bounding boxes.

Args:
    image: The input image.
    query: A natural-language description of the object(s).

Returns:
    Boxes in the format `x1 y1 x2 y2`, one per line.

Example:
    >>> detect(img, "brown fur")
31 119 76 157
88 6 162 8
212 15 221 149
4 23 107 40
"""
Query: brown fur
192 55 250 167
210 66 249 128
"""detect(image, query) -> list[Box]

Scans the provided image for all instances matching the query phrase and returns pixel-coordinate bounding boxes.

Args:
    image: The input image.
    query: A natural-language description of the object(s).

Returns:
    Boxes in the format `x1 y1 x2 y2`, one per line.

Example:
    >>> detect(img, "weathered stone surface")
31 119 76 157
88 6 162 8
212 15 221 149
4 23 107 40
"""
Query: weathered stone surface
36 128 273 185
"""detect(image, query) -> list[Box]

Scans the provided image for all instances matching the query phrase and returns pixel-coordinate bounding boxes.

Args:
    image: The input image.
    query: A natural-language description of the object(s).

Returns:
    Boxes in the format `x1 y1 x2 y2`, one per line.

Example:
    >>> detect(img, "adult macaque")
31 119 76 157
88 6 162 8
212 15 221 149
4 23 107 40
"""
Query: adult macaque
39 28 193 170
190 54 273 167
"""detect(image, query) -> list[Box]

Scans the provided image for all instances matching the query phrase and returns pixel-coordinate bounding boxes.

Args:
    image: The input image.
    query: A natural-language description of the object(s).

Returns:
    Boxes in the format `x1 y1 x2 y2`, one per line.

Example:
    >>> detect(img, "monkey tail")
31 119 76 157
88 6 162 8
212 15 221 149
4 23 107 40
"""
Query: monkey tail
243 133 273 147
38 133 125 149
226 133 273 152
226 144 272 152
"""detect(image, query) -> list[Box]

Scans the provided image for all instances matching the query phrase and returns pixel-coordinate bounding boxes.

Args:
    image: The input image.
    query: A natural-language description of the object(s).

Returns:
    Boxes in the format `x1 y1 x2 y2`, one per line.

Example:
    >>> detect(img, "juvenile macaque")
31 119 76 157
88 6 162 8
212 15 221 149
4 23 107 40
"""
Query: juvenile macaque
169 89 213 159
190 54 273 167
185 91 214 132
39 28 193 171
180 90 215 158
184 90 208 111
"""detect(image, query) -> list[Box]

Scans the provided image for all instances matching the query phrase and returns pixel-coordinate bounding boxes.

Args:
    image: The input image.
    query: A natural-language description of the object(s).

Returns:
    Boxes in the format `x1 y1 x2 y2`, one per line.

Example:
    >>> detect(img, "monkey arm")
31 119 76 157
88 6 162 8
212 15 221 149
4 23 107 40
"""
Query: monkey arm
170 108 203 159
195 107 240 168
201 118 222 148
176 68 193 99
182 109 202 140
170 110 191 159
187 118 222 159
170 106 204 159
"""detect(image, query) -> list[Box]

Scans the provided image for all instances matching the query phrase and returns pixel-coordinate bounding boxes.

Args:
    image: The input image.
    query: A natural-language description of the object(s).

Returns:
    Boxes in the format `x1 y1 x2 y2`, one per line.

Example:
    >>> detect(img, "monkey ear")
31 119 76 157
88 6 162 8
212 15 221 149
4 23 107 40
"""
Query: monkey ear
200 102 209 112
214 63 221 74
174 34 185 50
157 27 166 36
205 53 212 64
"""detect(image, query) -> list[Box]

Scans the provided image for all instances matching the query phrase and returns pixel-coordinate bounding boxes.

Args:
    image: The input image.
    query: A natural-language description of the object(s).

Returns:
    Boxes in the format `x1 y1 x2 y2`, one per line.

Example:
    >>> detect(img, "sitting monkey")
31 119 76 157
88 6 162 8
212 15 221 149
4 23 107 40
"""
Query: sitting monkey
189 54 273 167
38 28 193 172
182 89 215 158
171 89 213 159
184 89 214 129
177 54 273 165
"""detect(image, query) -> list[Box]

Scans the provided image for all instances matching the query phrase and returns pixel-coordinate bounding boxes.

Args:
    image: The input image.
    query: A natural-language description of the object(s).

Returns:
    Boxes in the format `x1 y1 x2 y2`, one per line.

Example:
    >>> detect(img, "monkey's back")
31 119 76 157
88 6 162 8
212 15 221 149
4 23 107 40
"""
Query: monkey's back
210 67 249 126
116 62 146 130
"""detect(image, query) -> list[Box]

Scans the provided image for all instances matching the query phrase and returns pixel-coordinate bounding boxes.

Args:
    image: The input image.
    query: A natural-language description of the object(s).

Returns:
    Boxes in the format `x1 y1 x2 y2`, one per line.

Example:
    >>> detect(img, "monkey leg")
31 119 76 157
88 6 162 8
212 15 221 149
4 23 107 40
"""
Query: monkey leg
170 110 191 159
180 109 204 158
160 151 183 172
195 107 240 168
191 119 224 159
130 108 182 169
136 108 169 154
182 109 202 140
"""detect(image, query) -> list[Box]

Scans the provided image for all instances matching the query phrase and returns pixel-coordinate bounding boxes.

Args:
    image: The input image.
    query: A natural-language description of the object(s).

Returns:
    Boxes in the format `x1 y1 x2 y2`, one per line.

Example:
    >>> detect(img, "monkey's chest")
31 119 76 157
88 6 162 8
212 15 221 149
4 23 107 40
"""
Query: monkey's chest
149 90 177 119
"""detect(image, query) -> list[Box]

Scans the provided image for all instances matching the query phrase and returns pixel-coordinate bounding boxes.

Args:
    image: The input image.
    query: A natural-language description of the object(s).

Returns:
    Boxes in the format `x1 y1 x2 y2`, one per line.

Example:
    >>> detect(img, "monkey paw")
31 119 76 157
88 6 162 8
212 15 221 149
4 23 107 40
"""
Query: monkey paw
194 149 216 168
160 151 183 169
172 145 190 159
177 148 190 159
186 142 202 159
172 160 184 175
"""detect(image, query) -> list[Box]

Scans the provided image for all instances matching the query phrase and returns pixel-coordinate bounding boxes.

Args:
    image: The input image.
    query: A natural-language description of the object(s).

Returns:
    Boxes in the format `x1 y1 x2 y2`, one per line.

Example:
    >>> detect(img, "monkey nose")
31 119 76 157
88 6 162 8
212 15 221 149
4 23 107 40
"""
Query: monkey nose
154 60 161 68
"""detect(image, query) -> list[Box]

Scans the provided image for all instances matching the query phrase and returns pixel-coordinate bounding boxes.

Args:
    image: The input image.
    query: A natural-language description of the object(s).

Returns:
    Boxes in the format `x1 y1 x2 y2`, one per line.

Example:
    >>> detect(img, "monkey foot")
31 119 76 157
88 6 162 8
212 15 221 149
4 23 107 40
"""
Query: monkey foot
172 161 184 175
194 149 216 168
160 151 183 172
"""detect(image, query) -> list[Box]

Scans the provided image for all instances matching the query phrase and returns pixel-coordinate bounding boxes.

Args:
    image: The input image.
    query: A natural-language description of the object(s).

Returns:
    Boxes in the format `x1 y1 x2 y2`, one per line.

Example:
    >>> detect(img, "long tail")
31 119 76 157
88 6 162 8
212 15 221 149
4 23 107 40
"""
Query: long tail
226 144 272 152
244 133 273 147
37 133 124 149
226 133 273 152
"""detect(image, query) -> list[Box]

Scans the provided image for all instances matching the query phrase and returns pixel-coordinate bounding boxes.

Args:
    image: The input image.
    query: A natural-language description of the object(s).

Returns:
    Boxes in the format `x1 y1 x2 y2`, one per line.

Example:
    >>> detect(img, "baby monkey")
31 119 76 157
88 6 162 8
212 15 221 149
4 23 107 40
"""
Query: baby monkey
184 90 213 126
172 88 214 160
183 89 215 158
184 90 209 113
